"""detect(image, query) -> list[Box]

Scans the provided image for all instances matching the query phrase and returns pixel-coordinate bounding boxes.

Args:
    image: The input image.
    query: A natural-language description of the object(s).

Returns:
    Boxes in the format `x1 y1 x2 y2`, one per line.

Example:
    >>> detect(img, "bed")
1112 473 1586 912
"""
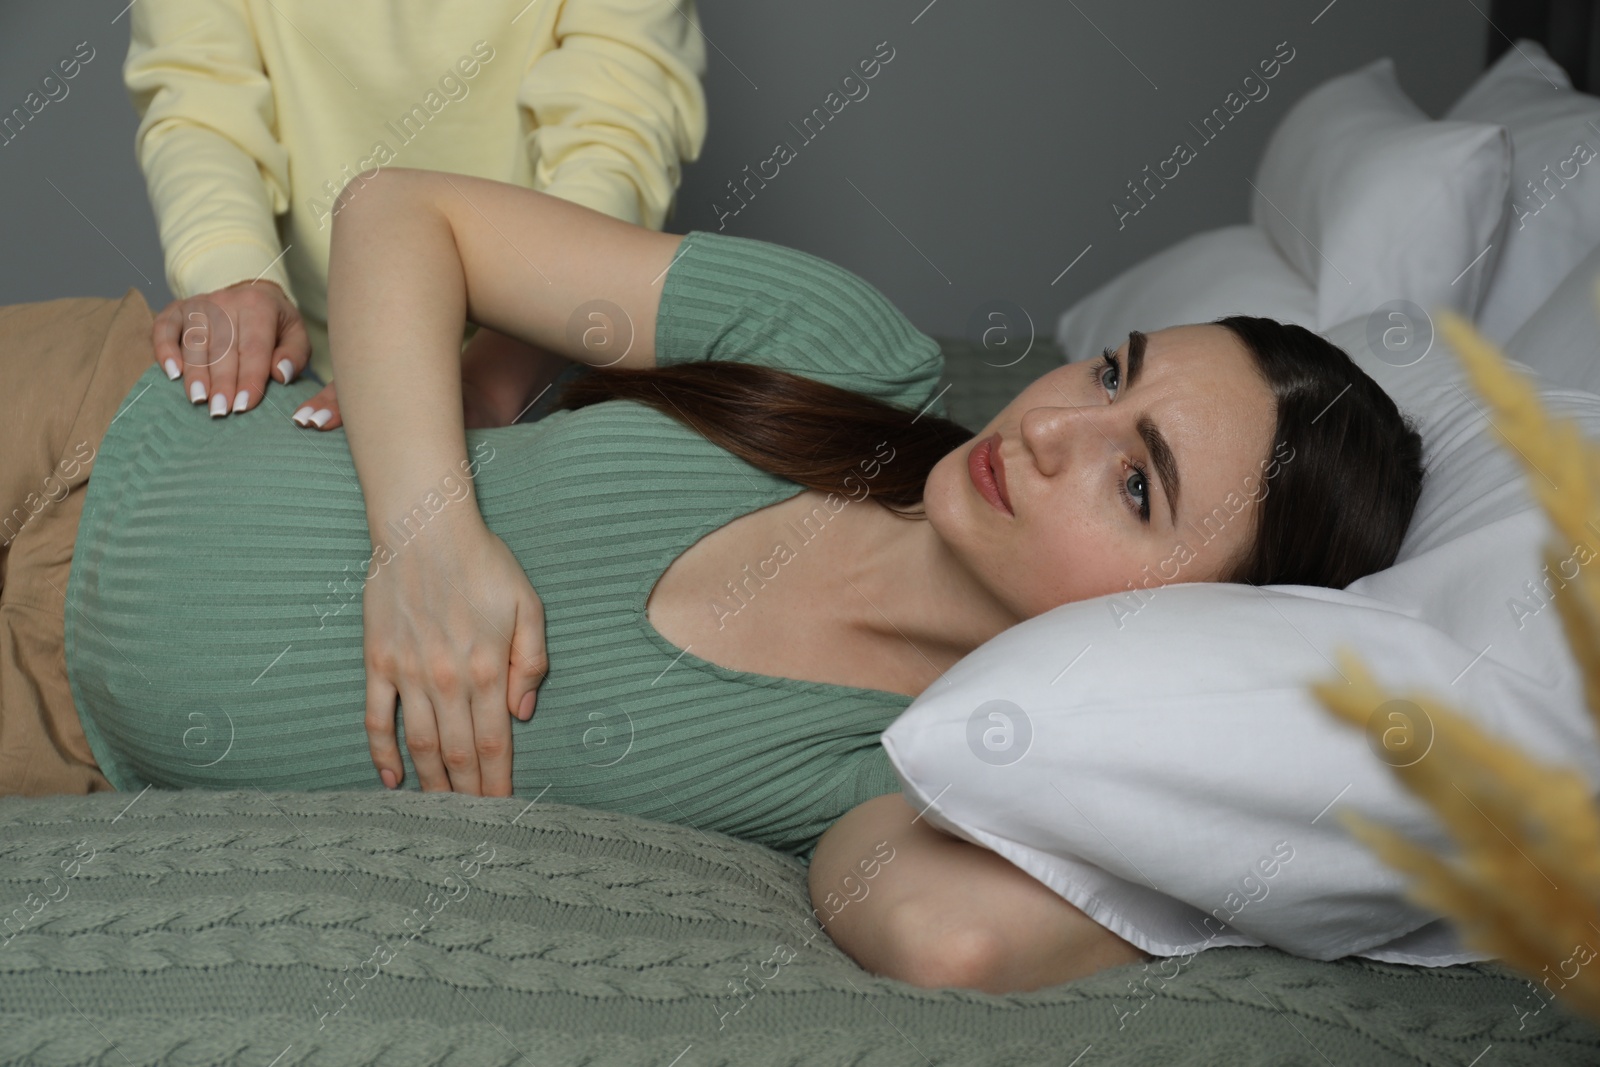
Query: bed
4 336 1592 1065
7 341 1600 1066
11 16 1600 1064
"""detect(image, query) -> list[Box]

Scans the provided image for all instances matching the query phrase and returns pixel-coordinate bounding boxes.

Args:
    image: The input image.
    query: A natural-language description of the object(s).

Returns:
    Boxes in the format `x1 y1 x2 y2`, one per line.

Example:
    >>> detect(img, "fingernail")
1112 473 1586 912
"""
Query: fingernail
277 358 296 384
189 380 207 404
380 768 397 790
292 405 314 426
209 393 228 417
164 358 181 380
518 692 535 720
310 408 333 428
232 389 249 412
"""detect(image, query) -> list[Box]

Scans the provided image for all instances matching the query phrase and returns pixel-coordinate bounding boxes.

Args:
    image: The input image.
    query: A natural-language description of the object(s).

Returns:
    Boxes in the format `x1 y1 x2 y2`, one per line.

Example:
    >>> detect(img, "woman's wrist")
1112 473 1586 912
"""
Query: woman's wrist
366 492 485 545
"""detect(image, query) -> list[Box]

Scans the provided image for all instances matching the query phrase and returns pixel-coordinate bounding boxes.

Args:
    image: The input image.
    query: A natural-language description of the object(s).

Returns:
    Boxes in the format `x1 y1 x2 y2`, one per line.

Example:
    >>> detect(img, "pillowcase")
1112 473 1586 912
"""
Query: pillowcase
1446 39 1600 343
882 308 1600 964
1250 58 1511 331
1504 237 1600 393
1053 225 1316 362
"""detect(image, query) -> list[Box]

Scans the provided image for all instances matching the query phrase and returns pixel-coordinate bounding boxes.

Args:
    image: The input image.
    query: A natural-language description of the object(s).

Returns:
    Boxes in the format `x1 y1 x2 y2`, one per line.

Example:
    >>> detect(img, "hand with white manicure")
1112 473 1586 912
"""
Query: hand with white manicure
291 382 344 431
151 278 310 419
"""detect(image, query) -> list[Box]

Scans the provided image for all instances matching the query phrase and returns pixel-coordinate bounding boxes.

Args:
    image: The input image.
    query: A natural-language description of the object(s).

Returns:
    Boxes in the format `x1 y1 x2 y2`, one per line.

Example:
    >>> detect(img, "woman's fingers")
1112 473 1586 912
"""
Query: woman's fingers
184 299 233 411
381 654 515 797
212 279 304 415
151 300 187 383
273 312 311 386
203 304 242 420
364 670 404 789
146 281 310 418
399 684 454 793
224 297 276 415
162 298 223 409
292 380 343 430
423 659 482 797
359 524 541 797
508 594 548 721
426 621 519 797
469 648 514 797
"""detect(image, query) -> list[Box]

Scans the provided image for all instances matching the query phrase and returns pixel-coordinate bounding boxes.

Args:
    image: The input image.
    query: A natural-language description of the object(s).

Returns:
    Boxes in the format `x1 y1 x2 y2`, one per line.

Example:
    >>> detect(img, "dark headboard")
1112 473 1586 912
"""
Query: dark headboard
1488 0 1600 91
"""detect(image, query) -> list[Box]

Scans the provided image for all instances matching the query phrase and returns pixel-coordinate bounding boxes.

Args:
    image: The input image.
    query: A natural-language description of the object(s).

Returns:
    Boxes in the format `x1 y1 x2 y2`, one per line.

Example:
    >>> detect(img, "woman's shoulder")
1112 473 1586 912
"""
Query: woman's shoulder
655 230 944 412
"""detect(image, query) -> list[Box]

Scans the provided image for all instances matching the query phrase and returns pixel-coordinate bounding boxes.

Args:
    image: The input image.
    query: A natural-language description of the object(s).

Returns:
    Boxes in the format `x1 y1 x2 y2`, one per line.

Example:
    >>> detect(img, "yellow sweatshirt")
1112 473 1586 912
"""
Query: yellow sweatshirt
125 0 708 381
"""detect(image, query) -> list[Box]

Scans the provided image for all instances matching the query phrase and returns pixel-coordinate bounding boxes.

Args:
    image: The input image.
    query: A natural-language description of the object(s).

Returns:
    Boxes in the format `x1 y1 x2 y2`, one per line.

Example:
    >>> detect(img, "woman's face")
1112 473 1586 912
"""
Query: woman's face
925 324 1279 620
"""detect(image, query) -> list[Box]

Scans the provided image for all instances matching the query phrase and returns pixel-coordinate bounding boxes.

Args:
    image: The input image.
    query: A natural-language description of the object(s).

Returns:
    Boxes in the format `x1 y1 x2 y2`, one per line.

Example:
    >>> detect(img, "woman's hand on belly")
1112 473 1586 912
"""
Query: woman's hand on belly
152 280 309 418
362 512 549 796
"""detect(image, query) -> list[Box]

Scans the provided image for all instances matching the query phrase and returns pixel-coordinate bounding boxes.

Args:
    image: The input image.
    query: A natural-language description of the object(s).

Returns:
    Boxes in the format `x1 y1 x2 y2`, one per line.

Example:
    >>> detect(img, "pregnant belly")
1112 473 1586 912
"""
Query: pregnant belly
63 404 396 789
68 495 374 788
64 423 620 796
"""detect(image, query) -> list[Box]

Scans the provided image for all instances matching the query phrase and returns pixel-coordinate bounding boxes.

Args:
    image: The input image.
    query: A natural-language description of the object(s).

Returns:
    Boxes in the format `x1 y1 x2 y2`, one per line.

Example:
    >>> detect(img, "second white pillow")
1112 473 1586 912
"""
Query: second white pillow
1250 58 1511 330
1446 40 1600 343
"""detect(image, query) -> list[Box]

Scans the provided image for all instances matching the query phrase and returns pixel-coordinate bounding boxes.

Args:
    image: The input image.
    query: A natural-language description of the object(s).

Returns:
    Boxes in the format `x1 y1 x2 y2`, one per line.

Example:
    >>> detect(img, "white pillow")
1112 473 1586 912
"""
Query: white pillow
1053 225 1316 362
883 308 1600 964
1250 58 1511 331
1446 40 1600 343
1504 237 1600 392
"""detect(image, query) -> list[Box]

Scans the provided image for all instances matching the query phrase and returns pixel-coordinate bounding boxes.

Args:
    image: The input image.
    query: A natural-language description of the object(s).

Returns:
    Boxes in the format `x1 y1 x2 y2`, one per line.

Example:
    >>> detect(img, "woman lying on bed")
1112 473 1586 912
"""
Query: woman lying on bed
16 167 1423 996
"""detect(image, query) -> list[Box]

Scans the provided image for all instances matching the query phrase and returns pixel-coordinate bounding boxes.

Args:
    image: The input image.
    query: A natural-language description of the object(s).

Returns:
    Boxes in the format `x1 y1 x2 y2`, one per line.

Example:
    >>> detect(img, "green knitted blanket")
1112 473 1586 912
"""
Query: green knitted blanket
2 789 1597 1066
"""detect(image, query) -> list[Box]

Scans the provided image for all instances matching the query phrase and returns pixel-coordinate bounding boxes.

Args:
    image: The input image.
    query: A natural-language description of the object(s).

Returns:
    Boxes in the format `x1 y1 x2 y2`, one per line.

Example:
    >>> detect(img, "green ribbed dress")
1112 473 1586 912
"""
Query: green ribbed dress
63 230 951 857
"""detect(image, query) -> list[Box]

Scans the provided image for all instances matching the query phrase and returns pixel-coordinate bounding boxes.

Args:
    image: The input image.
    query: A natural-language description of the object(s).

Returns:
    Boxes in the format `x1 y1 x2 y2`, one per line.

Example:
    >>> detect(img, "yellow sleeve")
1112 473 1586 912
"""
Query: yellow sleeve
517 0 709 230
124 0 296 303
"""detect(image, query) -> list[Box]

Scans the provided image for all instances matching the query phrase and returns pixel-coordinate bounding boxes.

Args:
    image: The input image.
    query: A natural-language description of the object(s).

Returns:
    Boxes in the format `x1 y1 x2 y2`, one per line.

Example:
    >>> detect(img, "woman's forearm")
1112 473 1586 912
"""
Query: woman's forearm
326 169 480 536
323 166 681 531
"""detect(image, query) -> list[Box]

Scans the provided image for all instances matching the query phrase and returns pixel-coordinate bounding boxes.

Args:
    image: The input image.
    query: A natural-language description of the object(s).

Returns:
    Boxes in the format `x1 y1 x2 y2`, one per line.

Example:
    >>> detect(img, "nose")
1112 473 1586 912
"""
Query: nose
1019 402 1110 476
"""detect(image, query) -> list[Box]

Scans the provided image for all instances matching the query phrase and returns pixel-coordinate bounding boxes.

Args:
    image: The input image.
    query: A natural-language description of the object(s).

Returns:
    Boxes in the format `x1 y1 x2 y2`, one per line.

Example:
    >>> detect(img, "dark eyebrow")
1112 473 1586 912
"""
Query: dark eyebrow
1123 331 1181 525
1125 330 1146 390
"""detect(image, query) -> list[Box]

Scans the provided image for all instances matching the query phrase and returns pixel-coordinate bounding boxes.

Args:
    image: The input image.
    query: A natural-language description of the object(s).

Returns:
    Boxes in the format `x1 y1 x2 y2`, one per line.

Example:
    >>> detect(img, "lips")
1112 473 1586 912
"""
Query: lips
968 432 1013 516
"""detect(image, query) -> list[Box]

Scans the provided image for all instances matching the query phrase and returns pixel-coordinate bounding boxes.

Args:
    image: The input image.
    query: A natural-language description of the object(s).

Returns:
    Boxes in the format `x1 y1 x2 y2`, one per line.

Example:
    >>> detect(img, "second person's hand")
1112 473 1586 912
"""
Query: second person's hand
362 511 549 796
152 279 310 416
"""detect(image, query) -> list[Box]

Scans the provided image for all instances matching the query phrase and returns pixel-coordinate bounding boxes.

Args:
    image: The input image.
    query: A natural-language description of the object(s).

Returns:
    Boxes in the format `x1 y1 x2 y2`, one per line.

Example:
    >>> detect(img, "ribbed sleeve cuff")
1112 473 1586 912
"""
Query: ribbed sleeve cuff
650 230 733 367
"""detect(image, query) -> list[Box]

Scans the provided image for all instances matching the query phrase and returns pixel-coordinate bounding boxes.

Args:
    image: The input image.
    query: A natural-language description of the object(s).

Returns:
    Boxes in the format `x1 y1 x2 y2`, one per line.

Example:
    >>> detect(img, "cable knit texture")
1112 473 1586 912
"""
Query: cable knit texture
2 789 1597 1066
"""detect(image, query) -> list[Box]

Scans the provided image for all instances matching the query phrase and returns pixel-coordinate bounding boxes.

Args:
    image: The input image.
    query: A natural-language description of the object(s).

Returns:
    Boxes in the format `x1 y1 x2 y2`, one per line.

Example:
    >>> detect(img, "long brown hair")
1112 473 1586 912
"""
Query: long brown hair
552 360 972 518
1210 315 1424 589
551 322 1425 591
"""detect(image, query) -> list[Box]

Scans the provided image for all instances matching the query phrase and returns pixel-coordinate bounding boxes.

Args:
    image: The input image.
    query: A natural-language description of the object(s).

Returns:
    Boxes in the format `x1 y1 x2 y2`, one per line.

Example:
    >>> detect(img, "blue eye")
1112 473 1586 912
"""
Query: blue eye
1095 348 1121 397
1093 348 1151 523
1122 466 1150 521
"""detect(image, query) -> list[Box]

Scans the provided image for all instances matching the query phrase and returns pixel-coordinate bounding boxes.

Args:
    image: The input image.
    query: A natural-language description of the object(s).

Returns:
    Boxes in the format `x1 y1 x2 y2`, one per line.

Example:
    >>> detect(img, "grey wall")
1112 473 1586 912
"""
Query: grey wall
1 0 1488 344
